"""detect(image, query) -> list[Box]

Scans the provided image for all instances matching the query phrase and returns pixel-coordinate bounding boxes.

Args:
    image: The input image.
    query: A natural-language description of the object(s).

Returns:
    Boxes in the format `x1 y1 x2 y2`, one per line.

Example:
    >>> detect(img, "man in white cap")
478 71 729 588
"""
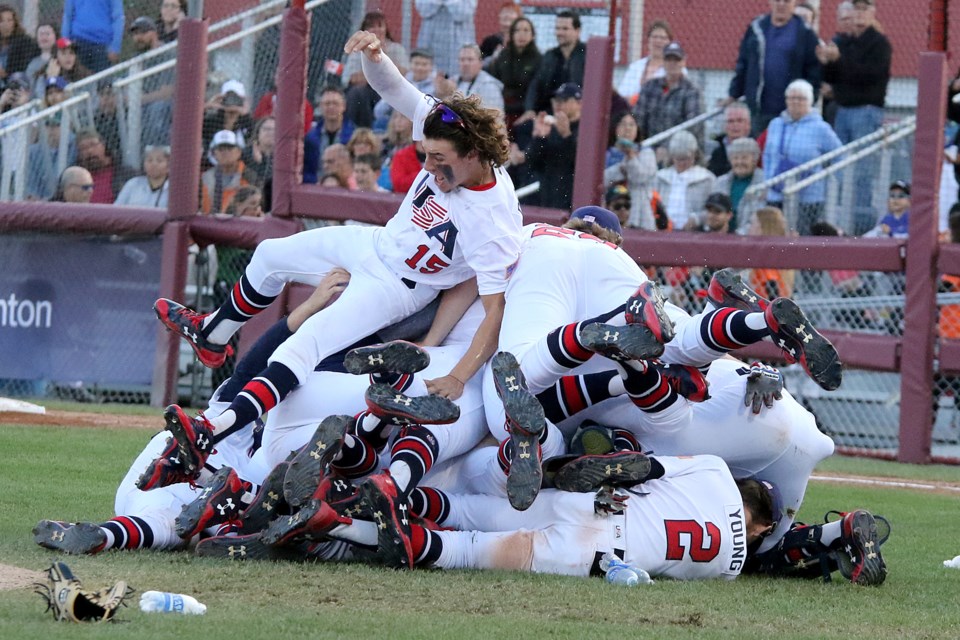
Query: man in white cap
202 80 254 154
200 130 257 214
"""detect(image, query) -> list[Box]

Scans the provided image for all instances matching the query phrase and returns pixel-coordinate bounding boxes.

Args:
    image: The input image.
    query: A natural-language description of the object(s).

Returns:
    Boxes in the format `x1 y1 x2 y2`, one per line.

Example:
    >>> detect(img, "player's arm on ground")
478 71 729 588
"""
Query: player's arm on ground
426 291 504 399
345 30 425 122
419 277 479 348
287 268 350 332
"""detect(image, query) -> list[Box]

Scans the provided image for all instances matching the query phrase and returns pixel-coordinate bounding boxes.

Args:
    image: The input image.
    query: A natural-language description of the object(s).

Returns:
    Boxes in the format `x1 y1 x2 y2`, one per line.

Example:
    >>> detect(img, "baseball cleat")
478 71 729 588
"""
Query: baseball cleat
579 322 665 361
653 362 711 402
492 352 545 511
135 435 197 490
624 281 675 344
364 383 460 426
33 521 107 555
195 532 311 561
833 509 887 586
344 340 430 376
176 466 248 539
240 461 290 534
163 404 215 474
312 474 358 505
358 472 414 569
154 298 233 369
553 451 652 492
283 415 352 508
707 268 769 312
260 498 351 547
764 297 842 391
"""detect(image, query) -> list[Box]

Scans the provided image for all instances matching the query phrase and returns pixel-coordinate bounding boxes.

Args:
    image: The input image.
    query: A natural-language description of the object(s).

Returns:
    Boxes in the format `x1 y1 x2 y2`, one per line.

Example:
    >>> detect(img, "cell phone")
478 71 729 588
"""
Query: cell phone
543 115 556 125
222 93 243 107
617 137 637 150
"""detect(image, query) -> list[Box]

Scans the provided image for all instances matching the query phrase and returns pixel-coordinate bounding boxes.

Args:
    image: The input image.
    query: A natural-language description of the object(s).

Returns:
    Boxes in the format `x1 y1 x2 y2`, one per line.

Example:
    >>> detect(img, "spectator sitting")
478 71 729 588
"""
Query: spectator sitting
708 102 754 177
201 130 258 214
223 184 263 218
342 10 408 128
727 0 820 135
762 79 842 235
616 19 674 107
435 43 504 113
0 69 30 111
604 184 632 228
372 48 433 131
346 127 383 162
748 205 795 299
252 85 314 135
75 127 134 204
0 4 39 78
241 116 275 187
390 140 424 195
24 22 57 89
353 153 386 193
379 110 413 192
480 2 521 60
26 113 76 201
526 82 582 210
604 112 658 230
522 10 584 118
321 143 356 190
115 145 170 208
413 0 476 77
685 192 735 233
202 79 254 158
303 84 354 184
157 0 186 43
488 16 541 132
320 172 348 188
60 0 124 72
93 80 121 158
635 42 703 150
864 180 910 238
42 75 67 107
53 165 94 203
129 16 175 146
35 37 90 99
655 130 716 229
714 137 766 233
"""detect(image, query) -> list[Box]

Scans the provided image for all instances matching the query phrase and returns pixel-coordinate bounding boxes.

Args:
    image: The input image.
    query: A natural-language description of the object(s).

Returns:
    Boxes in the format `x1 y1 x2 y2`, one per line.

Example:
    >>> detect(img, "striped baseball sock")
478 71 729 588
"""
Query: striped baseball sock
388 425 439 497
410 524 443 567
330 412 388 478
536 370 618 423
699 307 769 354
211 362 299 440
203 275 277 345
100 516 155 550
408 487 451 524
617 360 678 413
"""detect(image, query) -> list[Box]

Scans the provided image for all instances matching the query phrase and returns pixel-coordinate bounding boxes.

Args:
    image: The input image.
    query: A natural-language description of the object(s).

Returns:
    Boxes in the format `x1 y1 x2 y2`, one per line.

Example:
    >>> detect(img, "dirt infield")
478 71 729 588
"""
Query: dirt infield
0 563 43 591
0 409 162 430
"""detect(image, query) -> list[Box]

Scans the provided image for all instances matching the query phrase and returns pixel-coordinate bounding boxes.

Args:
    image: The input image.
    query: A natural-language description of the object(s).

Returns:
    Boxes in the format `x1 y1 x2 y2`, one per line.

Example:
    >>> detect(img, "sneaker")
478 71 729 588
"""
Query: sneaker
624 282 675 344
240 461 291 534
765 298 843 391
653 362 710 402
175 466 247 539
579 323 665 361
135 436 195 490
364 383 460 426
283 415 352 508
358 472 414 569
707 268 769 312
164 404 215 474
344 340 430 376
833 509 887 586
33 521 106 555
552 451 652 492
260 499 351 547
154 298 233 369
195 532 311 561
491 352 545 511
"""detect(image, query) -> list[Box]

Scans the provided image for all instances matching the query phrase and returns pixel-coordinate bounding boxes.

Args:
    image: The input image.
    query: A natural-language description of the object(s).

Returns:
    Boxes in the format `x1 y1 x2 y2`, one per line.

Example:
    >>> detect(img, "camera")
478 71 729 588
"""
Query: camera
222 93 244 107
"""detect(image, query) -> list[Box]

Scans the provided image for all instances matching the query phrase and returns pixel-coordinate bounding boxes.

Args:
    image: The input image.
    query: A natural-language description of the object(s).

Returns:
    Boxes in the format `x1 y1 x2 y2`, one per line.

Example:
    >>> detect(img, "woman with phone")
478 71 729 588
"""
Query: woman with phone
603 112 658 230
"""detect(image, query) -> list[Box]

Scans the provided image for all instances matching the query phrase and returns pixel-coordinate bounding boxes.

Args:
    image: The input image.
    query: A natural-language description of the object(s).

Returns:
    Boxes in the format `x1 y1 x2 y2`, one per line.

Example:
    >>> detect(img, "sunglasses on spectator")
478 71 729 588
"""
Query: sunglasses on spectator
430 102 467 130
71 183 94 190
610 202 631 211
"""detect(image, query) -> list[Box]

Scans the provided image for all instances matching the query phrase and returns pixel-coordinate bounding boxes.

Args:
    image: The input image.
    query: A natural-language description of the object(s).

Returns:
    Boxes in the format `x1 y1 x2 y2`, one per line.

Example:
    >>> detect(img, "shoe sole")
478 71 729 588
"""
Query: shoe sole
261 499 338 546
33 521 106 555
768 298 843 391
553 452 652 492
364 383 461 425
625 283 676 343
241 461 290 534
492 352 545 511
708 268 769 312
579 323 665 361
195 533 309 561
154 298 231 369
283 415 351 508
164 405 210 474
837 511 887 586
344 341 430 375
359 478 414 569
176 466 243 539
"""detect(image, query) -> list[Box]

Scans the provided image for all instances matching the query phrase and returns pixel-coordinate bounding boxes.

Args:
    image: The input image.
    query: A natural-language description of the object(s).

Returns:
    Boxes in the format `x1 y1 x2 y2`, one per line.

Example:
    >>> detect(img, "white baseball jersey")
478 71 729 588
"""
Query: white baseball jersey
376 94 523 295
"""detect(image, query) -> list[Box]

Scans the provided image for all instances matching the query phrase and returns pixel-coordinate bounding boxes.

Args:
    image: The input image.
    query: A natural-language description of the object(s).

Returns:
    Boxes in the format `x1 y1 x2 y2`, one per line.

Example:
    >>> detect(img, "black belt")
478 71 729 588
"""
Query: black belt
589 548 626 577
401 277 417 290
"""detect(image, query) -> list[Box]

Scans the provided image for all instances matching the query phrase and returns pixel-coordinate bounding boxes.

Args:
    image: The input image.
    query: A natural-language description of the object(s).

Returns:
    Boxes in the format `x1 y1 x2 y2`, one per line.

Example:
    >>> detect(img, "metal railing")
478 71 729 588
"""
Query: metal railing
640 104 725 150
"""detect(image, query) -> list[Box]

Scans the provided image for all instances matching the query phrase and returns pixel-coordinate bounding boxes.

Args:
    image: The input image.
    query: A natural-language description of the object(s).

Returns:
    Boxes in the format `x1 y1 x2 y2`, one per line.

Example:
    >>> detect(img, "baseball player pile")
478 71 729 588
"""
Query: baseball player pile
33 29 887 589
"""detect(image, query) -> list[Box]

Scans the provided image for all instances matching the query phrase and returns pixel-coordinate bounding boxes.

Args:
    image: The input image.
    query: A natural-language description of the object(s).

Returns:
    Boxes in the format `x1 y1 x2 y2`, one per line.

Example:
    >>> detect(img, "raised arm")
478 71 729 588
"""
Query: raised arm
344 30 426 122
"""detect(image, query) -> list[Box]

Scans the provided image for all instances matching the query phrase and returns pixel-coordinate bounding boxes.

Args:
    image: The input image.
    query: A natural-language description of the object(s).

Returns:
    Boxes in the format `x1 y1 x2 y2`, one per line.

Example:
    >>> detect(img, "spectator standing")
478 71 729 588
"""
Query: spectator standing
654 130 716 229
604 112 658 230
303 85 354 184
727 0 820 135
480 2 521 60
708 102 754 177
372 48 433 130
202 79 254 158
115 145 170 208
61 0 124 73
523 11 584 118
75 128 135 204
794 2 817 29
525 82 582 210
200 130 258 214
488 16 541 132
0 5 39 79
435 43 504 113
714 137 766 234
129 17 175 147
24 22 57 88
341 11 408 129
414 0 476 77
241 116 275 188
93 80 121 159
762 79 842 235
26 113 76 201
821 1 855 127
634 42 703 147
54 166 95 203
157 0 186 43
616 20 673 107
35 37 90 99
0 72 33 197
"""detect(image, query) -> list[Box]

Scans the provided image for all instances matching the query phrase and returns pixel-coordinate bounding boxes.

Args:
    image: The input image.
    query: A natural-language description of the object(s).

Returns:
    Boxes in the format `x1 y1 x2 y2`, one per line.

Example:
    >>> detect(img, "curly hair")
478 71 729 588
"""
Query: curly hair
562 218 623 246
422 94 510 167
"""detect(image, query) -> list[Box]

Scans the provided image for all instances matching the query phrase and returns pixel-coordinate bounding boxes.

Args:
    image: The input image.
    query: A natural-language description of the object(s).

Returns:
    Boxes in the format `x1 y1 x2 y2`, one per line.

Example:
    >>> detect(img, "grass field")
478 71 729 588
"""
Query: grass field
1 409 959 639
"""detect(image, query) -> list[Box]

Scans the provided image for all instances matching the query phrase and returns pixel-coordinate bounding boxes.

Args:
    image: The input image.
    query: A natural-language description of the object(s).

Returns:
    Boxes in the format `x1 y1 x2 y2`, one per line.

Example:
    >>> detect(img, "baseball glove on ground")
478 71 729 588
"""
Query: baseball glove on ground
34 561 133 623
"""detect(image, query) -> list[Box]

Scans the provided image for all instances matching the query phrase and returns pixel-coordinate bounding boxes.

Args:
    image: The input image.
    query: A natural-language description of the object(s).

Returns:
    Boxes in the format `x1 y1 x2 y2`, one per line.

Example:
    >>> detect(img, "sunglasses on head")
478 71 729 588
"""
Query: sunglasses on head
431 102 467 130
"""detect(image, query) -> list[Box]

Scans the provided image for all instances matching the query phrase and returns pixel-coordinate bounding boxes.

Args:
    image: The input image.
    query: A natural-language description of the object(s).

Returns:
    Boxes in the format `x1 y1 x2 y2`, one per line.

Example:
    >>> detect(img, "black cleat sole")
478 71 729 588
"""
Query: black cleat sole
283 415 351 508
553 452 652 493
344 341 430 375
579 322 665 361
364 383 461 425
767 298 843 391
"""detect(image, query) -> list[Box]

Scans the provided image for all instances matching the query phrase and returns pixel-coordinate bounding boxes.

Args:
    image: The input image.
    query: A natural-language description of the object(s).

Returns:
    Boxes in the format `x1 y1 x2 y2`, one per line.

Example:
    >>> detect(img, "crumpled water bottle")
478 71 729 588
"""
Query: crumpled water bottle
139 590 207 615
600 552 655 586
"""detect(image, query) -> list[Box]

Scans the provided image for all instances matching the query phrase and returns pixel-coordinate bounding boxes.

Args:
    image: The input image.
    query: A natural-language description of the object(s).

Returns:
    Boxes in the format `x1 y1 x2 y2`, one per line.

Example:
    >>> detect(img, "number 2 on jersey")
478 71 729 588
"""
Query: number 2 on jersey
663 520 721 562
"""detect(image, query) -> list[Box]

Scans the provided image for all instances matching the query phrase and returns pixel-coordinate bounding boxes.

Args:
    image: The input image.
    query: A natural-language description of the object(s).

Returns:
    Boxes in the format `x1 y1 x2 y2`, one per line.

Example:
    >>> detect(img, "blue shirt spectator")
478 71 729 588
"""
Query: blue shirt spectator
61 0 124 72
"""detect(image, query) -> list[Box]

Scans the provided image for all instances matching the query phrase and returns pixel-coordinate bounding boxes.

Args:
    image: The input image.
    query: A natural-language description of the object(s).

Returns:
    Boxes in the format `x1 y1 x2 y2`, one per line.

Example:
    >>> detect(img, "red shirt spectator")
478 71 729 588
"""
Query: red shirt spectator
389 142 424 195
252 91 314 135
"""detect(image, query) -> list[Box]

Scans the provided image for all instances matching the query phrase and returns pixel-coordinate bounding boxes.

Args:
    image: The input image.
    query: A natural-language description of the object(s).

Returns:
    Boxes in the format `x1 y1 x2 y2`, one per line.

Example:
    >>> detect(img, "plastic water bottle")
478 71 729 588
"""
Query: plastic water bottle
139 590 207 615
599 552 640 586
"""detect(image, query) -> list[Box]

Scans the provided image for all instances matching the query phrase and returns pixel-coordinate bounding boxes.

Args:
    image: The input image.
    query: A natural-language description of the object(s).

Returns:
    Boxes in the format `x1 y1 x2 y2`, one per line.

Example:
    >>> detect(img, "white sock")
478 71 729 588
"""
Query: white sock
328 519 378 546
820 520 843 546
745 312 768 332
388 462 412 495
203 318 244 345
608 375 626 397
209 410 237 433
